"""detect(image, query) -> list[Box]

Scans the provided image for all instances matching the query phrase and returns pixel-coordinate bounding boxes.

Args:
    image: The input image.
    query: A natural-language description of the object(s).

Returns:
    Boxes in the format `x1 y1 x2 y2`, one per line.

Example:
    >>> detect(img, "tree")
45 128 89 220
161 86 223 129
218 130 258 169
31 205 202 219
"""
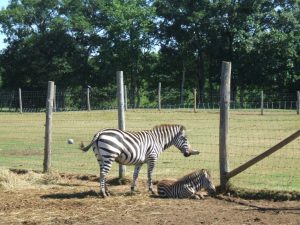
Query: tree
88 0 156 107
0 0 93 90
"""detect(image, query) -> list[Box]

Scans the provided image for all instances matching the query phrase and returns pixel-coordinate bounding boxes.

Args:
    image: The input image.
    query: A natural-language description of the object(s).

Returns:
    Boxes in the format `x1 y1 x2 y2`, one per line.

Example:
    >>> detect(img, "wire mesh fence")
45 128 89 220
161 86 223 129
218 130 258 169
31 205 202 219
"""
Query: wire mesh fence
1 88 299 113
0 108 299 192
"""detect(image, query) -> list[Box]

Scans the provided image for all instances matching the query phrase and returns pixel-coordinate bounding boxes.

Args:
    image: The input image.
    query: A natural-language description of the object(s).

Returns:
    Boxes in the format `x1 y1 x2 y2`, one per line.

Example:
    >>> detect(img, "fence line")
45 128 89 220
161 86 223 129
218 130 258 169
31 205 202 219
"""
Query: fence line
0 80 299 193
1 109 299 192
1 88 299 113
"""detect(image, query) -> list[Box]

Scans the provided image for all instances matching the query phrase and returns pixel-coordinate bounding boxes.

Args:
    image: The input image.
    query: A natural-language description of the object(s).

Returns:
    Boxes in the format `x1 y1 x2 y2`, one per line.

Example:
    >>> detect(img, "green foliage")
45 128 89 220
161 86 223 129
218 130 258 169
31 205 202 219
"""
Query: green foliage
0 0 299 102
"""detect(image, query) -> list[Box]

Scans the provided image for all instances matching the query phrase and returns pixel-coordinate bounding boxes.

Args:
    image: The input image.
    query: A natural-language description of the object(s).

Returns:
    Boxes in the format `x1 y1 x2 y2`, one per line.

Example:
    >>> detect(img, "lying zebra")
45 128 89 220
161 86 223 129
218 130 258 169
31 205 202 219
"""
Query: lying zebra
157 169 216 199
80 124 200 197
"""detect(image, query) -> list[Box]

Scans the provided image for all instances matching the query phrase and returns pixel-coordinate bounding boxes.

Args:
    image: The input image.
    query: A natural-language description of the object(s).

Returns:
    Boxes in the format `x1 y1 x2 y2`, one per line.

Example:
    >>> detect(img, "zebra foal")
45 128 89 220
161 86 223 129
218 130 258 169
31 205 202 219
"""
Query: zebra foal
157 169 216 199
80 124 199 197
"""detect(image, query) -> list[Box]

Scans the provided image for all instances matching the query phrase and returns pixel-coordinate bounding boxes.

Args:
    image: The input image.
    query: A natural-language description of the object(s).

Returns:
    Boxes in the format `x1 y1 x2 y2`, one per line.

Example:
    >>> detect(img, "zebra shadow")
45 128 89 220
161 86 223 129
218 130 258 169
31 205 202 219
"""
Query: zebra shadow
40 190 157 199
41 190 100 199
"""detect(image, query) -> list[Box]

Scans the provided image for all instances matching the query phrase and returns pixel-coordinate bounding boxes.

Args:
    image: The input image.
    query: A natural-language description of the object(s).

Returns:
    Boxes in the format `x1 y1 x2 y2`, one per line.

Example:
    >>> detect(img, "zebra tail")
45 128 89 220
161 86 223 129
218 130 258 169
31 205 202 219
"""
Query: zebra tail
80 141 93 152
80 132 100 152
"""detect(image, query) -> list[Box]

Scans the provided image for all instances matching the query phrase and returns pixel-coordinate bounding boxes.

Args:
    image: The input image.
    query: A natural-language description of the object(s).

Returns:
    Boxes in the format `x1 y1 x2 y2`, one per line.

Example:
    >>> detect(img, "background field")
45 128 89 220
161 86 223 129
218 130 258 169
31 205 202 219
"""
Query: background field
0 109 299 192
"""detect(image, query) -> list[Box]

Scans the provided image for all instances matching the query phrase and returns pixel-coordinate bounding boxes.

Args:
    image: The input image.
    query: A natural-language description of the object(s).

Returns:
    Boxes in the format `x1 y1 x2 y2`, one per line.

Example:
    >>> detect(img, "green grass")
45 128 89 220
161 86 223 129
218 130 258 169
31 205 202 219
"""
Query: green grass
0 109 299 192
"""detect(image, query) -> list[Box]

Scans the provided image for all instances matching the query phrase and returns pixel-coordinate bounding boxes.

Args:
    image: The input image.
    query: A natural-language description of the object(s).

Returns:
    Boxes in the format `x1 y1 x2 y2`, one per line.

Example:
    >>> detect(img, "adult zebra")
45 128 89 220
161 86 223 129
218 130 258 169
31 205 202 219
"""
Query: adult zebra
80 124 199 197
157 169 216 199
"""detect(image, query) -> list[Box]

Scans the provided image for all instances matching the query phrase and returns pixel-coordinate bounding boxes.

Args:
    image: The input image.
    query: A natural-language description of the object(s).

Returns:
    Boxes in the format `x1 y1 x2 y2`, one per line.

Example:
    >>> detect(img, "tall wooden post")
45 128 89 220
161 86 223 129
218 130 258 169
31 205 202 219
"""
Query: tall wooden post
297 91 300 115
124 85 128 111
194 88 197 113
53 85 57 112
260 90 264 115
158 82 161 111
44 81 55 173
117 71 126 178
18 88 23 114
219 61 231 191
87 87 91 111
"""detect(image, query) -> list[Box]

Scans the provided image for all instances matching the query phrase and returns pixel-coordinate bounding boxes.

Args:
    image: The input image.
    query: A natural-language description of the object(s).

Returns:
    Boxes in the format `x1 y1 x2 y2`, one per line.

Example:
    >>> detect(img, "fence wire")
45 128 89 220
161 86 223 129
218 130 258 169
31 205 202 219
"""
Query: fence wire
0 108 299 192
1 88 299 113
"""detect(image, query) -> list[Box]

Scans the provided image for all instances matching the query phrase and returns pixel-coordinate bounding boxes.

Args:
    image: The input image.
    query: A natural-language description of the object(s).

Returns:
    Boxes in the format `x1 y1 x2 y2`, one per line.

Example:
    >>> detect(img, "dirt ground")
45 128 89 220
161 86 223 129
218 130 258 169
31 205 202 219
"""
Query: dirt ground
0 174 299 225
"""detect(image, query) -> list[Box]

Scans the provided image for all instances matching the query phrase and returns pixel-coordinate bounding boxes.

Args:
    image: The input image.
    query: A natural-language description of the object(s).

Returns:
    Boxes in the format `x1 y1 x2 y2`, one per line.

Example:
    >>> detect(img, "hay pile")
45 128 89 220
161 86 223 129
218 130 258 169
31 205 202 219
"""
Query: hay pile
0 168 61 190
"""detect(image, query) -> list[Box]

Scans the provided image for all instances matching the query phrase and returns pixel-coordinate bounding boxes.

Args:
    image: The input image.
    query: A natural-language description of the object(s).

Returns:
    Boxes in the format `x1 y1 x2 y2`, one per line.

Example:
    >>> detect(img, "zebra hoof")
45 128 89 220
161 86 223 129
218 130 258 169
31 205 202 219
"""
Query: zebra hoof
99 191 108 198
190 195 201 200
148 189 156 195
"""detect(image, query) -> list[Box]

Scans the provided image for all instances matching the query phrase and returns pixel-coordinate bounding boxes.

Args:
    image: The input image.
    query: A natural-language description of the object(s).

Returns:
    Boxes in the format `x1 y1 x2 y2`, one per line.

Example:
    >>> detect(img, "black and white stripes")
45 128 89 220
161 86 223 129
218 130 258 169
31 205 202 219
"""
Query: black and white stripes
157 169 216 199
80 124 199 197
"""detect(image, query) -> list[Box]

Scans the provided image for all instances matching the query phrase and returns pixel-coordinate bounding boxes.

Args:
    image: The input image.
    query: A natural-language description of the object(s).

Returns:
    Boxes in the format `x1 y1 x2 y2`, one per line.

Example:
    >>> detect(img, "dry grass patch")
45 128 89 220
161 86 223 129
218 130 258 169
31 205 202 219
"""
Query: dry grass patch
0 168 64 191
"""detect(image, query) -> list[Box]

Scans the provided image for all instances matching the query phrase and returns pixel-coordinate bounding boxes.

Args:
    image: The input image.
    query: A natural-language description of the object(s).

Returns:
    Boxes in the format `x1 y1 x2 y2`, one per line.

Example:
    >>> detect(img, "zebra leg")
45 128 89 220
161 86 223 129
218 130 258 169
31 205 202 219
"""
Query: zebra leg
99 159 115 198
190 194 201 200
131 163 143 193
99 165 109 198
93 147 109 198
147 159 157 194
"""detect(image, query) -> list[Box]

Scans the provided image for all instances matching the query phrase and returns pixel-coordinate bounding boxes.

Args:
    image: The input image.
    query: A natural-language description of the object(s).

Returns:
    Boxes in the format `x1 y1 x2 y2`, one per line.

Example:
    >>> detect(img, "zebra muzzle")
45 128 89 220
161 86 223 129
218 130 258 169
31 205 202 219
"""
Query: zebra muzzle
184 152 191 157
184 149 199 157
189 149 200 155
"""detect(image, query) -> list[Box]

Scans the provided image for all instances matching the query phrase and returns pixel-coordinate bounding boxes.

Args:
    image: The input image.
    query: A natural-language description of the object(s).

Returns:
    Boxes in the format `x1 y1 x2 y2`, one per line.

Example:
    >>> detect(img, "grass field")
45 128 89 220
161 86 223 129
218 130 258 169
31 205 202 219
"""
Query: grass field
0 109 299 192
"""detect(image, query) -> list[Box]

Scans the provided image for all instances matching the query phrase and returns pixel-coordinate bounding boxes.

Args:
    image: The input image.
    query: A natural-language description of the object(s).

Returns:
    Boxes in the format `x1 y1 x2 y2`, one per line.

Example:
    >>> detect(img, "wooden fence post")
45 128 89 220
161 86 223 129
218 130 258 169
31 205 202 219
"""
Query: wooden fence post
194 88 197 113
87 87 91 111
117 71 126 178
297 91 300 115
219 61 231 191
158 82 161 111
53 85 57 112
124 85 128 111
18 88 22 114
260 90 264 115
44 81 55 173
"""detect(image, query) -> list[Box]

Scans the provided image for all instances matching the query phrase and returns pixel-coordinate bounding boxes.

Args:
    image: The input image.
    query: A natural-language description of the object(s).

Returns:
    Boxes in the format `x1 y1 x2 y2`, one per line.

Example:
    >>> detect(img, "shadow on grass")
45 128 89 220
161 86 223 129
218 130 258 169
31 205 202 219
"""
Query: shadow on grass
41 190 100 199
215 195 300 214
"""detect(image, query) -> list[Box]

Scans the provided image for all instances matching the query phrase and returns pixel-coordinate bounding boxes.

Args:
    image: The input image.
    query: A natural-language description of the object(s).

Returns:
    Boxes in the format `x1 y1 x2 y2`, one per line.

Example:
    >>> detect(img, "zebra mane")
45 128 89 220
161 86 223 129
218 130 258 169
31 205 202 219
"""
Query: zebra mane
152 124 186 132
176 169 211 183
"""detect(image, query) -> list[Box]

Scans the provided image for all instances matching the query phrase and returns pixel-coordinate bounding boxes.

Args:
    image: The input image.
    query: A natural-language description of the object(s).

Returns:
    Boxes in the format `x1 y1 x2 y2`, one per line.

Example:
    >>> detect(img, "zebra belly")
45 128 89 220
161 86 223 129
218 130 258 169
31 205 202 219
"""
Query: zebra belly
115 152 145 165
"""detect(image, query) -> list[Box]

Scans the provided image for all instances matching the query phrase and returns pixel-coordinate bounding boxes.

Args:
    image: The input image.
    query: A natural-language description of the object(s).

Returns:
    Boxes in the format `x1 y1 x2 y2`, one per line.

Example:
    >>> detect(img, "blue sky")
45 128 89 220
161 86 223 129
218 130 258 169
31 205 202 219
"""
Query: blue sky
0 0 9 50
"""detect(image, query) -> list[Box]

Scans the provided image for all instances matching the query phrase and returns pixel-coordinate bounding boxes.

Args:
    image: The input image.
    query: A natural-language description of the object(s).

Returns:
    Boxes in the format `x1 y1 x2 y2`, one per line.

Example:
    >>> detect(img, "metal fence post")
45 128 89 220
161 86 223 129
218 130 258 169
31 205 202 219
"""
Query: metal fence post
18 88 23 114
117 71 126 178
219 61 231 191
44 81 55 173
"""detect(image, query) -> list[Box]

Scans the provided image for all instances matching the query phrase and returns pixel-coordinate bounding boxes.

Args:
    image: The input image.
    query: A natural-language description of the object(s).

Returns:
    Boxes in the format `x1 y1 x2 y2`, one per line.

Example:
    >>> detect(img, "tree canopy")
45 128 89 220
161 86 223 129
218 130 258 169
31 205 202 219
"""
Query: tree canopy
0 0 299 104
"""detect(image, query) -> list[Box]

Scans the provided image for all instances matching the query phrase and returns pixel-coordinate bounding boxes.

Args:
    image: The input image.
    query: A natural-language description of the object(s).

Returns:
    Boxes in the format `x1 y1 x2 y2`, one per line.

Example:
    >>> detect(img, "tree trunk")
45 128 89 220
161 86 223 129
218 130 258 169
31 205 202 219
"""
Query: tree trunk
130 84 135 109
136 87 141 108
180 65 186 106
240 87 244 108
197 52 205 103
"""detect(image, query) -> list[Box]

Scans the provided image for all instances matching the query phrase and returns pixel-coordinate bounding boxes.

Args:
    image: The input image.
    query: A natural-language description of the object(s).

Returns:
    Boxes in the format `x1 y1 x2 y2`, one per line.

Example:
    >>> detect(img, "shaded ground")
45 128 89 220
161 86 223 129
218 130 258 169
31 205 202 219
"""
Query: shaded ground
0 173 299 225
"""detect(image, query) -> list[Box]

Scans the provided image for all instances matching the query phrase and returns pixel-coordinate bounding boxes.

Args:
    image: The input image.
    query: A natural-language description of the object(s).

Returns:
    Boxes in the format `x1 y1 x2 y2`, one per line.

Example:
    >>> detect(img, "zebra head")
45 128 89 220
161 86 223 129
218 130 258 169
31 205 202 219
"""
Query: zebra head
173 126 199 157
201 169 216 194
